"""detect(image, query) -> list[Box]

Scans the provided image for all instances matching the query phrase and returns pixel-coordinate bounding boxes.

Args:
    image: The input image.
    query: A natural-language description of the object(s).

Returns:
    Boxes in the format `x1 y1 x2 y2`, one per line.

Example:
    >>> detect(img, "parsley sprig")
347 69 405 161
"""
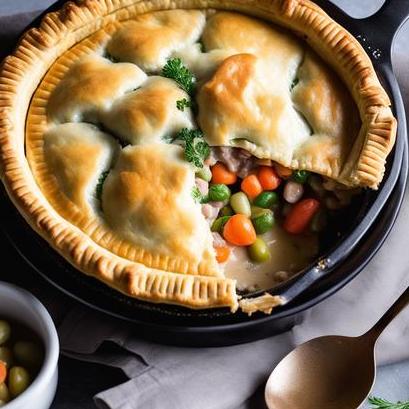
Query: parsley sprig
165 128 210 168
162 58 195 95
96 171 109 201
173 128 210 168
176 98 192 111
369 396 409 409
191 186 205 203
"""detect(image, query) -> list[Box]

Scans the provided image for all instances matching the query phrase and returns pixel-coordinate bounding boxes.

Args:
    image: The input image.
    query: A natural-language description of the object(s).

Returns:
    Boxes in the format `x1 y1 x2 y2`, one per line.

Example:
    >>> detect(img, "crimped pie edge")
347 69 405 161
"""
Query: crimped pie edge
0 0 396 311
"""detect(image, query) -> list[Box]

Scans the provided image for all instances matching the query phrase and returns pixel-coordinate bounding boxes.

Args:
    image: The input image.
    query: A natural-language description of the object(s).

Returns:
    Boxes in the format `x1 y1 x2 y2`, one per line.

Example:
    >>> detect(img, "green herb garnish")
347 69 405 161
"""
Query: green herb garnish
173 128 202 144
162 58 195 95
290 77 299 90
171 128 210 168
192 186 206 204
161 135 174 144
198 40 205 53
185 138 210 168
105 53 119 63
368 396 409 409
176 98 192 111
96 171 109 201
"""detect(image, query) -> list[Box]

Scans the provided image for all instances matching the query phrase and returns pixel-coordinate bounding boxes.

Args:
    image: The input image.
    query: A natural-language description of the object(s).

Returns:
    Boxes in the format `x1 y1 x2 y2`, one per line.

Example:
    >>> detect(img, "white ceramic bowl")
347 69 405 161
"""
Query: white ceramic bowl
0 281 59 409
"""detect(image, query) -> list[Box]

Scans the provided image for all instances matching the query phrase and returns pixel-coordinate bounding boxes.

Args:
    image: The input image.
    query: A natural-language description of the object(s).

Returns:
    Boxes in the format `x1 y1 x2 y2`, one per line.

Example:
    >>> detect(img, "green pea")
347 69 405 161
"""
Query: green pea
208 184 231 202
248 237 271 263
0 347 14 368
0 383 10 403
254 191 278 208
310 210 327 233
251 209 274 234
292 170 310 184
219 206 234 217
13 341 43 370
8 367 31 398
251 206 266 218
0 321 10 346
211 216 231 233
196 166 212 182
230 192 251 217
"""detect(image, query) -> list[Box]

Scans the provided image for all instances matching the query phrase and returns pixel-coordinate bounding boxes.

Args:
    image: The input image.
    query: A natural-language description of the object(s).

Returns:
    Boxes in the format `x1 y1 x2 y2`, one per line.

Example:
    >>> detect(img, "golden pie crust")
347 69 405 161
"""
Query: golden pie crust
0 0 396 312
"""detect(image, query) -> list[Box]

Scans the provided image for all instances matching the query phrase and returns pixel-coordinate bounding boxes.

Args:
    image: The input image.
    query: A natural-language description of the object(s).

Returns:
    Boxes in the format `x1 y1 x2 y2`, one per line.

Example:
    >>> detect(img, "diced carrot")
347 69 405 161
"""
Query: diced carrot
283 198 320 234
223 214 257 246
274 163 293 179
0 361 7 384
214 246 231 263
241 174 263 200
258 166 281 190
211 163 237 185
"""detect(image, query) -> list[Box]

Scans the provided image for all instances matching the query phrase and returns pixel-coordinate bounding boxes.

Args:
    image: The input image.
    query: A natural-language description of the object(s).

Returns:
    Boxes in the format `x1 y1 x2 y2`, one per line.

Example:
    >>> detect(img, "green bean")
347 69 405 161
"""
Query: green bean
253 191 278 208
248 238 271 263
0 347 13 368
0 322 10 346
8 367 31 398
196 166 212 182
13 341 43 370
208 184 231 202
0 383 9 402
251 209 275 234
211 216 231 233
230 192 251 217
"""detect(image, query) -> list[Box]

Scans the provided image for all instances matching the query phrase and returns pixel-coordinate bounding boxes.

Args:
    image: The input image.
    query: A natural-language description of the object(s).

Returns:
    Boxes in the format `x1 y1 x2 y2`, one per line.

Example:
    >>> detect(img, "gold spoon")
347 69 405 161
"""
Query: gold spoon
265 286 409 409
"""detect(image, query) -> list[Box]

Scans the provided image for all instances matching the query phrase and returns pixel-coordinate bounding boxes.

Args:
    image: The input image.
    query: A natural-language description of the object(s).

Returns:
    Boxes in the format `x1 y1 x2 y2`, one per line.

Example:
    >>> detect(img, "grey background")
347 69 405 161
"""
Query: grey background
0 0 408 407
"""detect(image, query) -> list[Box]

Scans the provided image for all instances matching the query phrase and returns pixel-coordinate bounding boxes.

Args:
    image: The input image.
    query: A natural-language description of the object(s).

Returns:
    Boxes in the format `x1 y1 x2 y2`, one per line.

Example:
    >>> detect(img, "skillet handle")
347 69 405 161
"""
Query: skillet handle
355 0 409 62
317 0 409 64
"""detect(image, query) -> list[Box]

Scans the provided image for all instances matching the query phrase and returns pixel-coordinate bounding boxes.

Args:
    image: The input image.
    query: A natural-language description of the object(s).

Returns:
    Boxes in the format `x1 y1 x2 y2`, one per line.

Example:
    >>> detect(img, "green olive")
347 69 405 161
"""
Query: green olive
253 191 278 209
13 341 43 370
230 192 251 217
196 166 212 182
0 347 13 368
292 170 310 184
0 383 10 402
208 184 231 202
8 367 31 398
219 205 234 217
248 237 271 263
211 216 231 233
0 321 10 346
310 210 328 233
251 209 275 234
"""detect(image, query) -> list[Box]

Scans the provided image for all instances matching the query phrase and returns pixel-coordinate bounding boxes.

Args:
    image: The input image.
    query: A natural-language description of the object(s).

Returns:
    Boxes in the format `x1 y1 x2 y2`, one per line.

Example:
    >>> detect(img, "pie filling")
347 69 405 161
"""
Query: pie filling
194 146 357 291
20 6 392 311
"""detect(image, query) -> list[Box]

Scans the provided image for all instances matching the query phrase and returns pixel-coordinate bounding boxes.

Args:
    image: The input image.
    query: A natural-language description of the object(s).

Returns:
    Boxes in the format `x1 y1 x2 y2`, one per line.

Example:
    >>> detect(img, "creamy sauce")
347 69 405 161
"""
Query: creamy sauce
223 225 319 291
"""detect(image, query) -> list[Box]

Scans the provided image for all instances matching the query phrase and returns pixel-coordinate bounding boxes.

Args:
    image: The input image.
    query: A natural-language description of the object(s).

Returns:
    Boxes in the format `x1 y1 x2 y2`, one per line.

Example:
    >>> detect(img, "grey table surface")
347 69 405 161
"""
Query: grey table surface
0 0 409 408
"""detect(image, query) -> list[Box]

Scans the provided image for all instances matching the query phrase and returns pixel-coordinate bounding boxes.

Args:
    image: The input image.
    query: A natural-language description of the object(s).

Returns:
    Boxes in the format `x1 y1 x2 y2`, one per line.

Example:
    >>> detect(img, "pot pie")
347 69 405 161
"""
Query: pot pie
0 0 396 313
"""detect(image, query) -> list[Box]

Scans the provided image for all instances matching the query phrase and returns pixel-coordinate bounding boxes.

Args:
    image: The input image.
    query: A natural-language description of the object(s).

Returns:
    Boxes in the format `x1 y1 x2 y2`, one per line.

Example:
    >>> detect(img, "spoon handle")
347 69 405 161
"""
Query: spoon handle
365 286 409 341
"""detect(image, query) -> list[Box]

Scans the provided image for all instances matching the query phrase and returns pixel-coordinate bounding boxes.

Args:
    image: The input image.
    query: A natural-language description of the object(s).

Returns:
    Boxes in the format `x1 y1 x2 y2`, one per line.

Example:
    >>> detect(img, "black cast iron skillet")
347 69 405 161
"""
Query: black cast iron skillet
0 0 408 346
